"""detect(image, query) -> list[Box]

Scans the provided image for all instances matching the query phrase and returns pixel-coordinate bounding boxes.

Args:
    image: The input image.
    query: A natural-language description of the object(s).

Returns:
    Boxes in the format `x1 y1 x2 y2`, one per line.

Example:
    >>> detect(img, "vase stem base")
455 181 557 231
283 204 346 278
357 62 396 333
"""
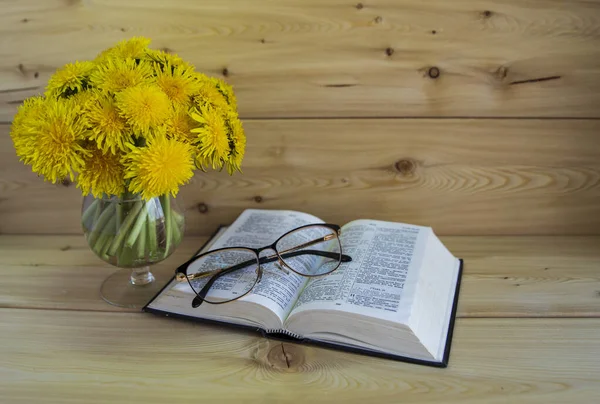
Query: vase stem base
100 267 169 309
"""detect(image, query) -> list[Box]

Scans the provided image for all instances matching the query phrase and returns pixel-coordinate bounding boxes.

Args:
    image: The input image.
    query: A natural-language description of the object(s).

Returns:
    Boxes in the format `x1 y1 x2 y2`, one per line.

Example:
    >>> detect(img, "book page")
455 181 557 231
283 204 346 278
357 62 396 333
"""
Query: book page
287 219 430 324
172 209 323 323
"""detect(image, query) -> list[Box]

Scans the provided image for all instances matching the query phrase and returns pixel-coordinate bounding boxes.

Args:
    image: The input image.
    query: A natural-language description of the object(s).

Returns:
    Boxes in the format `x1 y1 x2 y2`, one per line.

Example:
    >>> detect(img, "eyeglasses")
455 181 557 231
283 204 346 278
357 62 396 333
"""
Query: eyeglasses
175 223 352 307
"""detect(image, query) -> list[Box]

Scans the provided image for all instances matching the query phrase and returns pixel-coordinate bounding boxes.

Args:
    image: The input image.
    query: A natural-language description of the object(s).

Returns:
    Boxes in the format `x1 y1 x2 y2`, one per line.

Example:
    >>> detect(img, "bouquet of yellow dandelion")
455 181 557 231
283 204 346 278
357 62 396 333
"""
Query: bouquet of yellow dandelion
10 37 245 270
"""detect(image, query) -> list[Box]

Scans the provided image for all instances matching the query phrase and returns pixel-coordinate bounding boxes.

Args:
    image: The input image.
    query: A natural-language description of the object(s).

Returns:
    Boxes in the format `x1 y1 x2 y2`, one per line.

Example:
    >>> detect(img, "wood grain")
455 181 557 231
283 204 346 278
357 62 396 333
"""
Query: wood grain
2 120 600 235
0 235 203 313
3 1 599 401
1 0 600 120
2 235 599 317
444 236 600 318
0 309 598 404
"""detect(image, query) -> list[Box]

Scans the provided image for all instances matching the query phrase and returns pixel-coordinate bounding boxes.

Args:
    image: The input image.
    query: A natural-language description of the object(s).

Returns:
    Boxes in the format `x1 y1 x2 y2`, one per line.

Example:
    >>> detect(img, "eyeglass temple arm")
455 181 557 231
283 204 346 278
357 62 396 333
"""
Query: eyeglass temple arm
191 250 352 307
278 235 336 255
191 260 250 307
278 249 352 263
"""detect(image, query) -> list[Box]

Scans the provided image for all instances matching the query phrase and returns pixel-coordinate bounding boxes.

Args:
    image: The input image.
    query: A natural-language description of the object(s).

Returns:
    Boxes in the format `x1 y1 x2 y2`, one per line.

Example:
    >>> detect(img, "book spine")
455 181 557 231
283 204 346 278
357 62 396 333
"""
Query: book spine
265 329 302 339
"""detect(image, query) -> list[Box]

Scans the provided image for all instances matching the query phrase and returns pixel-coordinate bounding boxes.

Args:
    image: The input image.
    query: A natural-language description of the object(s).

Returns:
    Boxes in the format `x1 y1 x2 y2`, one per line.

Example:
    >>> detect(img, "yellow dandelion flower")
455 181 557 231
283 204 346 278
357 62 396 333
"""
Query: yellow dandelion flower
145 49 194 70
94 47 115 65
154 61 199 105
77 148 125 198
10 96 47 166
223 111 246 175
191 73 230 112
149 124 171 141
71 89 100 112
28 98 89 183
95 37 151 64
90 58 154 93
11 95 46 132
114 37 151 59
210 77 238 111
122 136 194 199
190 106 230 170
45 61 95 97
165 105 196 144
115 85 172 134
86 95 132 154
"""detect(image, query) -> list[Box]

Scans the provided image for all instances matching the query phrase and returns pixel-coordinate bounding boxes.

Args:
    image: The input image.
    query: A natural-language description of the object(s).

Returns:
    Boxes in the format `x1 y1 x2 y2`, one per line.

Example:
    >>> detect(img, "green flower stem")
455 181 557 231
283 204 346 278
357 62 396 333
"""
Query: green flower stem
160 195 172 258
108 201 143 256
136 221 147 259
171 209 184 245
88 203 116 247
99 215 117 256
92 200 103 232
115 199 131 259
172 210 184 227
82 199 100 228
171 217 182 246
147 214 158 256
125 205 148 248
118 244 134 268
93 234 108 255
100 233 115 260
104 213 117 234
116 199 123 233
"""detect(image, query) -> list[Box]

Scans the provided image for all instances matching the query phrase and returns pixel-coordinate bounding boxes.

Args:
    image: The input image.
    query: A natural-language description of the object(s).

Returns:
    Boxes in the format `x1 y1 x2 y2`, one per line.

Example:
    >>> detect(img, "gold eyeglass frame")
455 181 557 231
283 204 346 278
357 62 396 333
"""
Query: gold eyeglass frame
174 223 352 307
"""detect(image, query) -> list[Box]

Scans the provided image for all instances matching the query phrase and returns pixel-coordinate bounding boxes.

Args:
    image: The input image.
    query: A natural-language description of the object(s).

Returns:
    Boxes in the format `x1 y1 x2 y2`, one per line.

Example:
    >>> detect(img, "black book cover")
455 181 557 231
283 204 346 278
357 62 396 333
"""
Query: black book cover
143 225 464 368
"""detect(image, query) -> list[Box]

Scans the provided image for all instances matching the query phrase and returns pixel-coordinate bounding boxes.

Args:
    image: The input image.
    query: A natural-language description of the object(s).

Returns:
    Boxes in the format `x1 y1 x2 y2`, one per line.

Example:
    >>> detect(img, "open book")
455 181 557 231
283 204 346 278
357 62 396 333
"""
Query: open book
144 209 463 367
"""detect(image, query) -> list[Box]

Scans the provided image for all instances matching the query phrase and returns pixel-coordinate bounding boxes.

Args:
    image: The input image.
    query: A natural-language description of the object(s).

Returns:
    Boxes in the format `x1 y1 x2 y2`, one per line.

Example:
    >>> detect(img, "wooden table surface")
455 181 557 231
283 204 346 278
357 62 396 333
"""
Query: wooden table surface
1 235 599 403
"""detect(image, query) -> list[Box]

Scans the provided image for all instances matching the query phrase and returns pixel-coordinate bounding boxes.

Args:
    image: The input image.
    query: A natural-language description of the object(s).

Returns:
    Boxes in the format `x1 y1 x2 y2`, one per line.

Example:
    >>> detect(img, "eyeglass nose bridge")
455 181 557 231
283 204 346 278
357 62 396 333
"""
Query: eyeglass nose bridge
257 247 290 277
275 259 290 275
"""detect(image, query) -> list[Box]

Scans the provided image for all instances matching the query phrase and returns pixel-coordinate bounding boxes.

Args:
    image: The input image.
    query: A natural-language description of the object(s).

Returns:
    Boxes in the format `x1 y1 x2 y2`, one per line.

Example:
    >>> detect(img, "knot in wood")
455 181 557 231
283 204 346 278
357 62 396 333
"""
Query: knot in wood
267 344 304 371
355 2 364 10
394 159 417 176
495 66 508 80
222 68 229 77
385 47 394 57
428 66 440 79
482 10 493 18
61 178 72 187
254 196 263 203
374 16 383 24
197 203 209 214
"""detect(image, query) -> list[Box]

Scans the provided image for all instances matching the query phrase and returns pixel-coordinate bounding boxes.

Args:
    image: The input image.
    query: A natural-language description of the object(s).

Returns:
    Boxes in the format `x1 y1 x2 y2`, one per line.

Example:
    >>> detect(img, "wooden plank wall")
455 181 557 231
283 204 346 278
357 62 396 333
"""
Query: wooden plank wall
1 0 599 235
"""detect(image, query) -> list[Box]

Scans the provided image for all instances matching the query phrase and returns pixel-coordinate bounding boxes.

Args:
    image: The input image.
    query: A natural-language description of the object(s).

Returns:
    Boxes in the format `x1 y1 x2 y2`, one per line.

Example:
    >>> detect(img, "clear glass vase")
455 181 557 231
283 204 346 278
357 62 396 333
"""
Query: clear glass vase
81 193 185 308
